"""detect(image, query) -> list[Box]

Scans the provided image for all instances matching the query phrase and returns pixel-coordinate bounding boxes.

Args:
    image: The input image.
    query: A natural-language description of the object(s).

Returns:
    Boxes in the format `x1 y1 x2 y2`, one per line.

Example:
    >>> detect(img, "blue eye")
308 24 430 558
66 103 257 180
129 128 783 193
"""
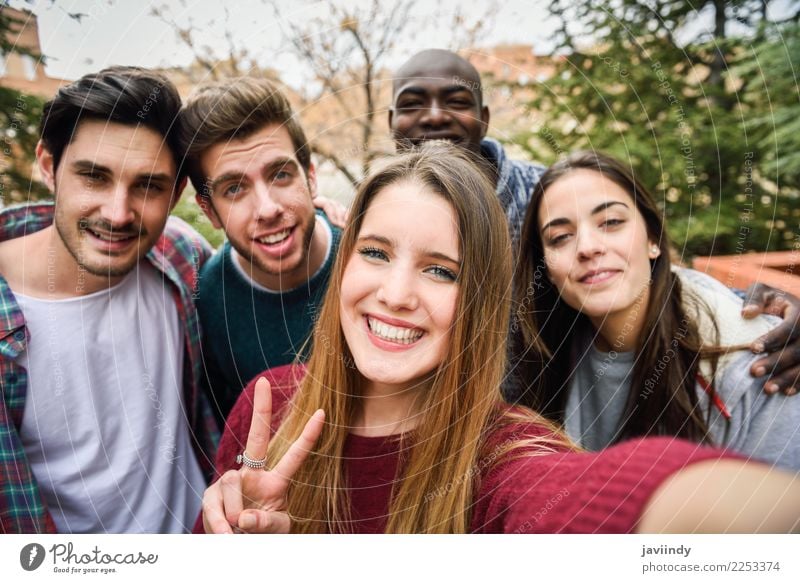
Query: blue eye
224 183 243 197
426 265 457 282
358 246 388 261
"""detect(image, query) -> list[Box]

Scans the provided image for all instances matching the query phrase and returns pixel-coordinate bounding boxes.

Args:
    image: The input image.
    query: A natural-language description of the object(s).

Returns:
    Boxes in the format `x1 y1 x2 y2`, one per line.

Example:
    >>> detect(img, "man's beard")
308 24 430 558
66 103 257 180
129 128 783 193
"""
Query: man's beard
233 214 316 280
55 215 145 278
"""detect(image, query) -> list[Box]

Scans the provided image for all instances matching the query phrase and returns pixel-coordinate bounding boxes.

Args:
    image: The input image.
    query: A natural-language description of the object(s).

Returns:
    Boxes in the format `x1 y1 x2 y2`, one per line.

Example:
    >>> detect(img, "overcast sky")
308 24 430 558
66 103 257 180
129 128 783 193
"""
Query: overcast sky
9 0 797 89
10 0 556 87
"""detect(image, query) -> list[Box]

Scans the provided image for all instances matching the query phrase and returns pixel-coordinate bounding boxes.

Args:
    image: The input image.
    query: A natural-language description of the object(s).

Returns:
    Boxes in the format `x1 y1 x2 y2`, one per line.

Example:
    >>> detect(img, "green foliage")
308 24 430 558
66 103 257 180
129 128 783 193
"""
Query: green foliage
735 22 800 186
1 7 50 205
171 193 224 249
0 87 50 205
520 0 800 258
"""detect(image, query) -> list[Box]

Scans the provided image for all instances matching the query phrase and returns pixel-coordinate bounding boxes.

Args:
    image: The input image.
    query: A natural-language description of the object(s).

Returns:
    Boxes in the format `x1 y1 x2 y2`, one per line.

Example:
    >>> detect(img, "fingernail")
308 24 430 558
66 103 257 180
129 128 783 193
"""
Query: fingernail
788 388 797 396
239 514 256 529
752 342 765 353
765 383 778 394
754 366 766 377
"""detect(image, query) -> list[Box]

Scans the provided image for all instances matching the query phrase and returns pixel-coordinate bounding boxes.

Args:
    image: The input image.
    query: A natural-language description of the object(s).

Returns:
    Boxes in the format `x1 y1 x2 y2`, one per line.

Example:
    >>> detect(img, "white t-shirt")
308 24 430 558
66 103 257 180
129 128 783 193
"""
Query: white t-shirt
15 262 206 533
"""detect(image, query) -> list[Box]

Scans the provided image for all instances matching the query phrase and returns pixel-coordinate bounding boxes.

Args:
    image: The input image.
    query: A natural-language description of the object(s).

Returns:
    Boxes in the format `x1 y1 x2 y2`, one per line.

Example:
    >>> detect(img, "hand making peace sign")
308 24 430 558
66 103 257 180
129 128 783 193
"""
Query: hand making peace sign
201 377 325 533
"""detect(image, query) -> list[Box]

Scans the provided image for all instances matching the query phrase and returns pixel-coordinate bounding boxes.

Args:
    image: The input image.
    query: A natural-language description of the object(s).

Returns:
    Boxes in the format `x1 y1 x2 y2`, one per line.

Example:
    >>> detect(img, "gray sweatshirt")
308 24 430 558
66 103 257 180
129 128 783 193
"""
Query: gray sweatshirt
564 269 800 471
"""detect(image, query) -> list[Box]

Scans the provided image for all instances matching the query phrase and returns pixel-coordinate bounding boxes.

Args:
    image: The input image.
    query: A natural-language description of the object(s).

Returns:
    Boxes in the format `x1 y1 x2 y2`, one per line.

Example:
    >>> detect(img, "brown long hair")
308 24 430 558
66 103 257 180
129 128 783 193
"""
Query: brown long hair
266 143 571 533
513 150 719 444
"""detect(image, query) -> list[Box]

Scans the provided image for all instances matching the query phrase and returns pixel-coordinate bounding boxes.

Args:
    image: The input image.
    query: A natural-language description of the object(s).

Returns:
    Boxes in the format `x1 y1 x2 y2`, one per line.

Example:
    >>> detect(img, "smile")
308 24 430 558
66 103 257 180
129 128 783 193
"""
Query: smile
579 269 620 284
86 228 137 242
257 228 291 245
367 316 424 345
417 134 461 144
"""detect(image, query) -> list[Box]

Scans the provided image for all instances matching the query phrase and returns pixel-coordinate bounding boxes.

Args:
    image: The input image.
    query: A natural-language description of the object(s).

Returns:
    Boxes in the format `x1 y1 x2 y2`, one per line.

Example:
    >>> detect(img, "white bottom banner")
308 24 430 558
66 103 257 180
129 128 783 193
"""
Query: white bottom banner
1 534 796 582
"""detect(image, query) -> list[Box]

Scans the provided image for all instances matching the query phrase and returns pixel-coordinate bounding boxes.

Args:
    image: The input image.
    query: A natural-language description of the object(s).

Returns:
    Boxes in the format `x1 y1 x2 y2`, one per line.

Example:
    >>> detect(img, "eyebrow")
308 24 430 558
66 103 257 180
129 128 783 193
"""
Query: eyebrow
396 85 476 100
71 160 173 184
209 158 299 191
357 234 461 266
72 160 112 174
541 201 630 232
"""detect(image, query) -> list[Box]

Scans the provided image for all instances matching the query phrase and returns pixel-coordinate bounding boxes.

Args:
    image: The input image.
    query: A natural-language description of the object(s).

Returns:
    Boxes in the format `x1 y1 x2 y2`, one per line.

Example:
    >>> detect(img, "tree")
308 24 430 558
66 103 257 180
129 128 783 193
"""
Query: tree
0 5 49 205
734 20 800 251
519 0 800 257
151 0 496 188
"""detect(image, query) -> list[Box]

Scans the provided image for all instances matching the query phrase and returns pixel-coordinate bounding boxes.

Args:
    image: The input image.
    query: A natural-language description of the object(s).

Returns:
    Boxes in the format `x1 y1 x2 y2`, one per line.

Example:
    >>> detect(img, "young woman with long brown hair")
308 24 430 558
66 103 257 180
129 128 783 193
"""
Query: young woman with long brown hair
200 144 800 534
511 150 799 469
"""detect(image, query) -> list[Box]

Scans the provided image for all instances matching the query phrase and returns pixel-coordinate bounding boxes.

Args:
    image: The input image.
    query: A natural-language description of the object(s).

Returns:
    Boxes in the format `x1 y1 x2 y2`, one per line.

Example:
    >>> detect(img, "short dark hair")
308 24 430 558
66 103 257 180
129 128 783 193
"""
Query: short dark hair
177 77 312 197
39 66 184 175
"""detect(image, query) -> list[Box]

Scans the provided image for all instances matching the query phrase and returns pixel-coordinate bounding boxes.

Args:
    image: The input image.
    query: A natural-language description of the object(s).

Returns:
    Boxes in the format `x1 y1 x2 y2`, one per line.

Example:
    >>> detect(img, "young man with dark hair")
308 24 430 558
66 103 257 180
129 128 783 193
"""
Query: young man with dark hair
179 78 341 424
0 67 217 533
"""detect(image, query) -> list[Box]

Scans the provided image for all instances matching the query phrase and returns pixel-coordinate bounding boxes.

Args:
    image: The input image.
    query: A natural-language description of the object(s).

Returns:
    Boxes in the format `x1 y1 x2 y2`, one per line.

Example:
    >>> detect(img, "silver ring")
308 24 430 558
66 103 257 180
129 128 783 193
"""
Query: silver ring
236 451 267 470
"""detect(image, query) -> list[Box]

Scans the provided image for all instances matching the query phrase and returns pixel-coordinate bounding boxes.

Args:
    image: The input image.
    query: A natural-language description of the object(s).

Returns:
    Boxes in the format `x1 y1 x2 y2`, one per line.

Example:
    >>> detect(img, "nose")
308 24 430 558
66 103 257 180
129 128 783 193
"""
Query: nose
375 263 419 312
420 100 450 128
100 184 135 227
576 227 607 260
252 180 283 222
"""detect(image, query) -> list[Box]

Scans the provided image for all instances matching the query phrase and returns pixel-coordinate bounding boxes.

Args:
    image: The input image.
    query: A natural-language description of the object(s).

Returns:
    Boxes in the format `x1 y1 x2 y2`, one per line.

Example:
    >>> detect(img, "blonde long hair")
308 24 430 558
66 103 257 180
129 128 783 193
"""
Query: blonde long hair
267 143 570 533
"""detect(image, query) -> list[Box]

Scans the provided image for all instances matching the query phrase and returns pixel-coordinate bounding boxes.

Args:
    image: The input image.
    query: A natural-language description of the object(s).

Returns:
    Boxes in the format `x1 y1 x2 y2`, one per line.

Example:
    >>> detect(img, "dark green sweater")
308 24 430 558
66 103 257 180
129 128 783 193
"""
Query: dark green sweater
197 214 341 424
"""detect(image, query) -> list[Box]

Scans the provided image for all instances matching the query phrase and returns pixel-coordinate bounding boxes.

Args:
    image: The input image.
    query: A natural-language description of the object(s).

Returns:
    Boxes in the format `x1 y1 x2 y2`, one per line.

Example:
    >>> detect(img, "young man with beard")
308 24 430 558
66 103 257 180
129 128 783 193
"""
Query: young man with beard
179 78 341 425
0 67 218 533
389 48 800 399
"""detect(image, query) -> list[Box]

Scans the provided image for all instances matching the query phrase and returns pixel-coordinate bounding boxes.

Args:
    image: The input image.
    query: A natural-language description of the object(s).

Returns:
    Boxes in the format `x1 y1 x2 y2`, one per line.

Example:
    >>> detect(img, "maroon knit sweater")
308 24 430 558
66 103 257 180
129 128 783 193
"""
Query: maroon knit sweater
197 364 733 533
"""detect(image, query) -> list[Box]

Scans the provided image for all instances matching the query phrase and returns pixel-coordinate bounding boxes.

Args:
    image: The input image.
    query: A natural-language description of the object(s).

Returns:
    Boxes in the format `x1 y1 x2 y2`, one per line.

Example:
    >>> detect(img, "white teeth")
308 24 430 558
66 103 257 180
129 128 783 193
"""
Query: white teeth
90 230 133 242
258 229 290 245
368 317 423 344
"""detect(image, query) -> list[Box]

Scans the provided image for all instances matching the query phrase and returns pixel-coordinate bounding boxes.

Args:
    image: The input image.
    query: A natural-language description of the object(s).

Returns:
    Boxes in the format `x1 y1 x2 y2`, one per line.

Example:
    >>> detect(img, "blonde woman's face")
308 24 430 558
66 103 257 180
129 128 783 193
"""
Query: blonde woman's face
537 169 659 328
339 181 460 394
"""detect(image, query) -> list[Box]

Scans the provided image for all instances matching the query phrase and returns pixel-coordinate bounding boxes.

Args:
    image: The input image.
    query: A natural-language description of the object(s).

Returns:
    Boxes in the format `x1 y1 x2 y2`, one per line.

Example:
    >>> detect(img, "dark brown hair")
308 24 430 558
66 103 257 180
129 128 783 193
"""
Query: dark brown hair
39 66 184 175
513 150 718 444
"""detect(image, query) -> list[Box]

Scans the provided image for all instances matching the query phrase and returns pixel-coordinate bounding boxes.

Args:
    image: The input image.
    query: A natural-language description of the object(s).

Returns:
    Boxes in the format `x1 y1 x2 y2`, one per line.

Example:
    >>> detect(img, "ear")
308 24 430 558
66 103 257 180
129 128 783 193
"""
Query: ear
306 162 318 199
170 177 187 212
480 105 490 139
195 193 223 229
35 141 56 193
648 241 662 260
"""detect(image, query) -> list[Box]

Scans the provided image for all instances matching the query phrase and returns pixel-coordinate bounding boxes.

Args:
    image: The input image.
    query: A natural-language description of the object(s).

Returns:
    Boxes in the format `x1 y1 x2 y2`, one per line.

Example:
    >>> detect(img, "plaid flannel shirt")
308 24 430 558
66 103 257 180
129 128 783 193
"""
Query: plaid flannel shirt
480 137 546 254
0 202 219 533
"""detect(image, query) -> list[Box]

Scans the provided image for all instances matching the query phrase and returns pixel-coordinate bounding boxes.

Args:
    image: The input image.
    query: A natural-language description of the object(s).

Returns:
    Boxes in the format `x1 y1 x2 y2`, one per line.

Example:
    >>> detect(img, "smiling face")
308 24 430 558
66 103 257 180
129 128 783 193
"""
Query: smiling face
339 180 460 394
197 123 318 290
537 169 660 336
38 119 179 279
390 52 489 155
